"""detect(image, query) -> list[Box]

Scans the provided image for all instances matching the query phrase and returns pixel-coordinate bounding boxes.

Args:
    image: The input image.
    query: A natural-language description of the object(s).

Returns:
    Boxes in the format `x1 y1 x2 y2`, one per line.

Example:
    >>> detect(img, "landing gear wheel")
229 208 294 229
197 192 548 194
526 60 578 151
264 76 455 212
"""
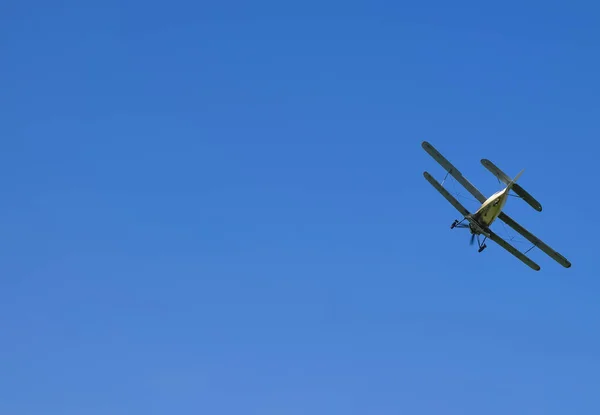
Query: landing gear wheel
451 220 458 229
478 244 487 253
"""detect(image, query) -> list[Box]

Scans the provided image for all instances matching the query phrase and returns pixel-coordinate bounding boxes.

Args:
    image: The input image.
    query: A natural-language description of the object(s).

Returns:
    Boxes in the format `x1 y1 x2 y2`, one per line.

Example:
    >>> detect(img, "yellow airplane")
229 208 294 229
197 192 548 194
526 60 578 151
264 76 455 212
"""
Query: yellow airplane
422 141 571 271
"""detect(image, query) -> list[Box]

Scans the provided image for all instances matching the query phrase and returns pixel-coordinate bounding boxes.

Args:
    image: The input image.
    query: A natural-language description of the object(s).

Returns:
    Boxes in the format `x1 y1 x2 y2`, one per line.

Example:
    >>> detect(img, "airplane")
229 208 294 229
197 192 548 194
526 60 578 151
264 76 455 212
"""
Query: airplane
421 141 571 271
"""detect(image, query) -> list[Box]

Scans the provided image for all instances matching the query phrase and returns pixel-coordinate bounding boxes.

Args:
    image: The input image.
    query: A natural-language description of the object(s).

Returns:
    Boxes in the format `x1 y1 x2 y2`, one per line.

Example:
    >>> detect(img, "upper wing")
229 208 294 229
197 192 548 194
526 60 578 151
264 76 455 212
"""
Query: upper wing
487 229 541 271
423 171 470 217
498 212 571 268
481 159 542 212
422 141 487 203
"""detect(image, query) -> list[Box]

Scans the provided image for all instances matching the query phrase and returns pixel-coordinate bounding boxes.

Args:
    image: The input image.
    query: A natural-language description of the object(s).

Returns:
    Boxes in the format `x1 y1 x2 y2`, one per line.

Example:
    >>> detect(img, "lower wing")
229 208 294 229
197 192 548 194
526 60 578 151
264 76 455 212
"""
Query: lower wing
423 171 470 217
498 213 571 268
487 230 541 271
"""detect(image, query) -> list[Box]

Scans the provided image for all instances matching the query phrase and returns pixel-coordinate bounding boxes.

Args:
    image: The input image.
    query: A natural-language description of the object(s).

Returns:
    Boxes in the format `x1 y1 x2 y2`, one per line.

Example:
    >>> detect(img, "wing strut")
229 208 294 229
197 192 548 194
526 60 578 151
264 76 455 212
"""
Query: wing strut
498 213 571 268
422 141 486 203
487 230 541 271
423 171 470 217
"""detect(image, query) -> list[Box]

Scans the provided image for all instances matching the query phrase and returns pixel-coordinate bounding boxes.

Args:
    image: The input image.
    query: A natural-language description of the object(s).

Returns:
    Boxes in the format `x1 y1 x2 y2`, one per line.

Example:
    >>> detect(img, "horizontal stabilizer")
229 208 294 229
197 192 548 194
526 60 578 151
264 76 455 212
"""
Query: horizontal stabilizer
481 159 542 212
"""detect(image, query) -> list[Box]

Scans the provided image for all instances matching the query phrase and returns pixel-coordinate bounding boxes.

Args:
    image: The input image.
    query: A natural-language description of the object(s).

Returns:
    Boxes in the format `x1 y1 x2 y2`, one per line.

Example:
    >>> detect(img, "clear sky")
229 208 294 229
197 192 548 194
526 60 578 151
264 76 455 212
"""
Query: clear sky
2 1 599 414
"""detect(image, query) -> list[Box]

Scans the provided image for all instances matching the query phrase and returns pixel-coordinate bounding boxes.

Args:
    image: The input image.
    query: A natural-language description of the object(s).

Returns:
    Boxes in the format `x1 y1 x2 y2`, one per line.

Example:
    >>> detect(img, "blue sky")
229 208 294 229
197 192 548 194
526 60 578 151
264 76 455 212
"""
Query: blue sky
2 1 599 413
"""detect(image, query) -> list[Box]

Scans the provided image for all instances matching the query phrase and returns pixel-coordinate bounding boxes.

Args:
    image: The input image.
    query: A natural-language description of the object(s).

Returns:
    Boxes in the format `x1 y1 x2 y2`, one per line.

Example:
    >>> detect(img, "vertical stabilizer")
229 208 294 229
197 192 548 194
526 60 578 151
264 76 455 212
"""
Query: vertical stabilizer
507 169 525 190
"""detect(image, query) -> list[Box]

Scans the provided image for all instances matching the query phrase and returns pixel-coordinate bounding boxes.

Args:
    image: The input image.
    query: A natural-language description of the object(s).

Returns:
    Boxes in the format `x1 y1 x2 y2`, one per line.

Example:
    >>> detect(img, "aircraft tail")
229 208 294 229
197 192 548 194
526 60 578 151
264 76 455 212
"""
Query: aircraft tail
507 169 525 190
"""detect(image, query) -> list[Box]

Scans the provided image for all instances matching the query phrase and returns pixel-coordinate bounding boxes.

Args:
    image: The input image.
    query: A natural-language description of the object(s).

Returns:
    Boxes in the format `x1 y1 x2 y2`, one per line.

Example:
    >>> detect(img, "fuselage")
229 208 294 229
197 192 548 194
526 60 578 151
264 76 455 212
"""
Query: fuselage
468 187 511 234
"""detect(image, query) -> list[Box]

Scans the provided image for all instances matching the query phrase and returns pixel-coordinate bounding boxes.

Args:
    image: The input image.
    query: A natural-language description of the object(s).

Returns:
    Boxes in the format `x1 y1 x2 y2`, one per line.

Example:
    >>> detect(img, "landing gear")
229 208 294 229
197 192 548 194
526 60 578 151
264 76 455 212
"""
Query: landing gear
450 218 469 229
476 235 488 253
450 218 488 253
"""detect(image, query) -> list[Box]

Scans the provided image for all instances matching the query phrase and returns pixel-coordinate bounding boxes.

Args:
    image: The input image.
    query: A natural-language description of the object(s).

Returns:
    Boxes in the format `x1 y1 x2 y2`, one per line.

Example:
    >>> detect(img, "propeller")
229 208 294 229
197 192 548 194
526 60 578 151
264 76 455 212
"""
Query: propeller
470 233 476 246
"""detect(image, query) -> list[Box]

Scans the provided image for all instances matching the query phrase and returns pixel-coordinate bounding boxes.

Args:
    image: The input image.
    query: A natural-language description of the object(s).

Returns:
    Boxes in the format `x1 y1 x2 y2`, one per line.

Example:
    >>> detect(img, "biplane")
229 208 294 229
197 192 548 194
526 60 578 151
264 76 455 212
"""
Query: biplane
422 141 571 271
